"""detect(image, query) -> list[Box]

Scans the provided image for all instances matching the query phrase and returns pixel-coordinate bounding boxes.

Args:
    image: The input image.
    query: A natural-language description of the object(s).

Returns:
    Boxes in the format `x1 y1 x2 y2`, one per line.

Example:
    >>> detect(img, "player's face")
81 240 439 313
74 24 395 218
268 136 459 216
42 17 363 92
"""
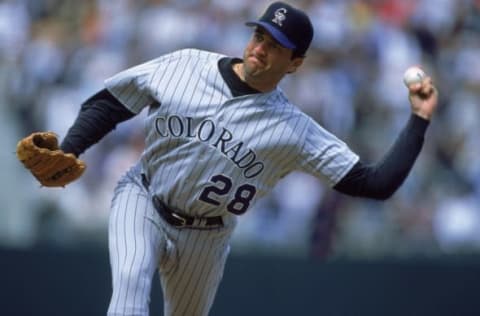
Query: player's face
242 29 304 91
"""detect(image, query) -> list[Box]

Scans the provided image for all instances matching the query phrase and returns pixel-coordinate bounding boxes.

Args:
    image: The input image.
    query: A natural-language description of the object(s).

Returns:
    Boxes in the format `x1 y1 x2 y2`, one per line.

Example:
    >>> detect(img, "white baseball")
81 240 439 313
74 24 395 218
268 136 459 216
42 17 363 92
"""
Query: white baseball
403 66 426 87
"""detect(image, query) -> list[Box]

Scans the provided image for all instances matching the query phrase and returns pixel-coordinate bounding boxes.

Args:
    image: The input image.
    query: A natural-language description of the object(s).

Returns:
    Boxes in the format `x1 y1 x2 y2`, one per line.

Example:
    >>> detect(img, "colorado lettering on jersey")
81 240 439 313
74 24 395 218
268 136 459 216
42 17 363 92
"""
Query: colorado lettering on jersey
155 115 264 179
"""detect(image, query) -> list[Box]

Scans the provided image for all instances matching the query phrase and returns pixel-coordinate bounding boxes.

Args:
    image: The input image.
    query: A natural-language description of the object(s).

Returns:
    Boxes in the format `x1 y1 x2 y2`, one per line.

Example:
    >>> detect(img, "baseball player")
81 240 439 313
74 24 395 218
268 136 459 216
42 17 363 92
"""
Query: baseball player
16 2 438 316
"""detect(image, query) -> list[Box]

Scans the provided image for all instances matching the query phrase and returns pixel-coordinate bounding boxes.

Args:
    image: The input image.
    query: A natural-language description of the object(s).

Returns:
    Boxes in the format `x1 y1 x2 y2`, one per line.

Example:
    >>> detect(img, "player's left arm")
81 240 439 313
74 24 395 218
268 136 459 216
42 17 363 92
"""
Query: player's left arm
16 89 136 187
60 89 136 157
334 76 438 200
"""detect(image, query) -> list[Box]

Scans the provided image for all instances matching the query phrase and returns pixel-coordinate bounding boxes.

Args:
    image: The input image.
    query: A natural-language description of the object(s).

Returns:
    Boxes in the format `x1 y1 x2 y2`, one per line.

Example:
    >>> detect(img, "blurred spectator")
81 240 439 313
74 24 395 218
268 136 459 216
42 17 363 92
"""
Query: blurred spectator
433 194 480 252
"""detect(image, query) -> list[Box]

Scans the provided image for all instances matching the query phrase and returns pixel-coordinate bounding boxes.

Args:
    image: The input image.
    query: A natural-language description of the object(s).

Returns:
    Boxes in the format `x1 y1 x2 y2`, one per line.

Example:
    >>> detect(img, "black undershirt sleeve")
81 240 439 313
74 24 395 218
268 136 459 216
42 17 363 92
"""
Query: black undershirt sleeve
333 114 429 200
60 89 136 157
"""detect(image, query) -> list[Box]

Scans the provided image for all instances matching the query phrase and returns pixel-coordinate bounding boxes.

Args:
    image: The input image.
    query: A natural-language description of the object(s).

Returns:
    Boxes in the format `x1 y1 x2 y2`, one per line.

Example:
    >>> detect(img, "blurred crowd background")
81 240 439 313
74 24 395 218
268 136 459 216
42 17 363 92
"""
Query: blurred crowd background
1 0 479 260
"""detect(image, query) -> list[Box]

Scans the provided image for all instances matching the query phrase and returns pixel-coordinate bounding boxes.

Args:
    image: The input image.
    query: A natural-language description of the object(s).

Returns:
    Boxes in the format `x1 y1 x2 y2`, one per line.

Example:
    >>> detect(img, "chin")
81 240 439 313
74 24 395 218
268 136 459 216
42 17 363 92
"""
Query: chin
245 68 263 78
243 63 256 75
246 63 267 76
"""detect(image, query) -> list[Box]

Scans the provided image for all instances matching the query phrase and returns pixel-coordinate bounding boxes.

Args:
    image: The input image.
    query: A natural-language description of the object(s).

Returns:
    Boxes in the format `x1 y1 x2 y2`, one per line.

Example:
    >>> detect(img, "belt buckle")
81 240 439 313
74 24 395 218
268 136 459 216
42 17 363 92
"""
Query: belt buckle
170 212 187 227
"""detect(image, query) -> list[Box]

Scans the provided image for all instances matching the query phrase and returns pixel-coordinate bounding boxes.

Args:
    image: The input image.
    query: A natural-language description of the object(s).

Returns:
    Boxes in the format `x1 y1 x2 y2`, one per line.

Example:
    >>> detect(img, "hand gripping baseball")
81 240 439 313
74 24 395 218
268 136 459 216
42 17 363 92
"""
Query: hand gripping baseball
403 66 439 120
16 132 86 187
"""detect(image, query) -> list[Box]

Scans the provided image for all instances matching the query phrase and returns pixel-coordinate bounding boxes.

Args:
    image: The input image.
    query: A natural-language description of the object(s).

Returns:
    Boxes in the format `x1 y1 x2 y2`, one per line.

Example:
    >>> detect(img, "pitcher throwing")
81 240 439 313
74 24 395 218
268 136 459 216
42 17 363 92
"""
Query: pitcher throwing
16 2 438 315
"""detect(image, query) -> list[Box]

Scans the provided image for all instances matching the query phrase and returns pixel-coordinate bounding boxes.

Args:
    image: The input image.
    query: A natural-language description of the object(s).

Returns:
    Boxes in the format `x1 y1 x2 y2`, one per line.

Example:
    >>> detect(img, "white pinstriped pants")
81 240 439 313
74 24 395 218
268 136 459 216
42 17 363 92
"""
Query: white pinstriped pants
107 170 234 316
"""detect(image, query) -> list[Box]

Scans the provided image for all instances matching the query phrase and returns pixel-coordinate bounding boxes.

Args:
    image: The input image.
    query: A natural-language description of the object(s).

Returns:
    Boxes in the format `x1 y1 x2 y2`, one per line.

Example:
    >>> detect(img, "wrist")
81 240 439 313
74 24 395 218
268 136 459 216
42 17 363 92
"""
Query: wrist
412 110 432 121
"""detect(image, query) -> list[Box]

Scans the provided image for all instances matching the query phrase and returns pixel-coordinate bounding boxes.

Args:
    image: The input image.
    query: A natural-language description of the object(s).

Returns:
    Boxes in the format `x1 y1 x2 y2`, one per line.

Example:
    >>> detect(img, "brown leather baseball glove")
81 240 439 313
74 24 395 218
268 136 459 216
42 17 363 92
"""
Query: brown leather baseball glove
16 132 86 187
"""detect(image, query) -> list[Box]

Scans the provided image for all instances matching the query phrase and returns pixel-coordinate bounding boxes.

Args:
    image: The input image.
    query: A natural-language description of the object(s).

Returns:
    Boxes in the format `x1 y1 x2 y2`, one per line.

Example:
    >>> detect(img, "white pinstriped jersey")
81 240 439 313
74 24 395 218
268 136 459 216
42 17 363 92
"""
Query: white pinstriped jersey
105 48 359 217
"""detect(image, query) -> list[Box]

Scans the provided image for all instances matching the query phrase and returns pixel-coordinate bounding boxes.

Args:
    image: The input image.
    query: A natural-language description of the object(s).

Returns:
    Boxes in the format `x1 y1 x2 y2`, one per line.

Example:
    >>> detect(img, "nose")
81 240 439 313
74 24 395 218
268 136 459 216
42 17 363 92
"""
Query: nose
253 41 267 57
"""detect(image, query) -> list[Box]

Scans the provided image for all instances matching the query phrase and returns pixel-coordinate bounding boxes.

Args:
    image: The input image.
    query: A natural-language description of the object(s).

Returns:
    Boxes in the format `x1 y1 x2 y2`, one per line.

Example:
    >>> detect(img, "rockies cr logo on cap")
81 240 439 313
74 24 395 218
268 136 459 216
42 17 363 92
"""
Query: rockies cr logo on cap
272 8 287 26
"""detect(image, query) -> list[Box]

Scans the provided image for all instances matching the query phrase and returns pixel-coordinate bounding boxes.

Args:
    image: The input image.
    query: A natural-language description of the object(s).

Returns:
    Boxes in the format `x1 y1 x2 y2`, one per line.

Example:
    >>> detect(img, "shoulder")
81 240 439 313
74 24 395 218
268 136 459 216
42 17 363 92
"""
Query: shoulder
274 90 341 143
166 48 227 64
262 89 314 136
268 89 311 123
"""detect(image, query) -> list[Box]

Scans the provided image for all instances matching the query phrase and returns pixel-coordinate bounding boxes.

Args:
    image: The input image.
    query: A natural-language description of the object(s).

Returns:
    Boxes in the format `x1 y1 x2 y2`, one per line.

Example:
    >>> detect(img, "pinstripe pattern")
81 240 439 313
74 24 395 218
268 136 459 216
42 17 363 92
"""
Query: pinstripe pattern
108 172 162 316
107 166 235 316
160 222 231 316
104 48 359 315
107 49 358 217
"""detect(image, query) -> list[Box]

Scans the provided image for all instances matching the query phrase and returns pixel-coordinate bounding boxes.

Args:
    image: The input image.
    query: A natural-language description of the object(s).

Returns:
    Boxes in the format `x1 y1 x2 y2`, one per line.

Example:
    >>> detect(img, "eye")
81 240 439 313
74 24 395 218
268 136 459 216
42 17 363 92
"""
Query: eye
269 41 281 50
254 32 264 42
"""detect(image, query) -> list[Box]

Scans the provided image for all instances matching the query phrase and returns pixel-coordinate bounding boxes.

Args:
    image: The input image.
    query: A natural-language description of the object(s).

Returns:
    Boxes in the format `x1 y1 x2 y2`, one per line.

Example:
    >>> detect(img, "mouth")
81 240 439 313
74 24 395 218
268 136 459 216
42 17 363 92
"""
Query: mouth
248 55 265 67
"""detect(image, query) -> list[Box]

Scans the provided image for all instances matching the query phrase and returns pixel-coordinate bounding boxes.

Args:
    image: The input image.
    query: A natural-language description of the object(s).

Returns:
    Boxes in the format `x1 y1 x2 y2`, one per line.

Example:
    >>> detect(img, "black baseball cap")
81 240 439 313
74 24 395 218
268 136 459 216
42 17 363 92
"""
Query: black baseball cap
246 1 314 56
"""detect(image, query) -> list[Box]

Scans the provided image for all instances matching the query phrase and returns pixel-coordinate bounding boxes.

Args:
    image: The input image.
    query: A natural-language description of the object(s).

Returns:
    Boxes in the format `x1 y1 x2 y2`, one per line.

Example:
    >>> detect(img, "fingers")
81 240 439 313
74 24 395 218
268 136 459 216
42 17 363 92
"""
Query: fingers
409 77 435 98
421 77 434 96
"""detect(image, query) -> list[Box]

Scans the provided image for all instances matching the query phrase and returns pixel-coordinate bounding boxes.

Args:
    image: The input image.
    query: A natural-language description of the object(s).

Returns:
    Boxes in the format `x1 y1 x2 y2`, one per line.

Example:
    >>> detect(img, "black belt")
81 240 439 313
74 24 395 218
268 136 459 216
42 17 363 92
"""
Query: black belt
141 174 224 229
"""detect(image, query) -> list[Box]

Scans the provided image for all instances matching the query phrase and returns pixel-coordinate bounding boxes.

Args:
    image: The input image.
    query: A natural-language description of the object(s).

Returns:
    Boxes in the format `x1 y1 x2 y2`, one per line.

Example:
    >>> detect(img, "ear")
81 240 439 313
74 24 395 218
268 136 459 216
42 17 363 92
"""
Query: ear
287 57 304 74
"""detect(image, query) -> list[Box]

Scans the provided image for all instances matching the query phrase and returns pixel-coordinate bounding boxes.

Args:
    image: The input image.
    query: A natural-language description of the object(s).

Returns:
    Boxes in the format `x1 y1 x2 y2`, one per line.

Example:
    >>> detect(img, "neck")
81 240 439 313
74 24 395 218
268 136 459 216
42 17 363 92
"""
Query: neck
233 63 276 93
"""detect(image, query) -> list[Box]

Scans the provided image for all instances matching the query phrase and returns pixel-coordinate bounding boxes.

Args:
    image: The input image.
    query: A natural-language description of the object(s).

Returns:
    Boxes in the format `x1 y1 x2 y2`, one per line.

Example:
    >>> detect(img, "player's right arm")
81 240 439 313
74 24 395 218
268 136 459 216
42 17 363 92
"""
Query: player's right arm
60 89 135 156
333 75 438 200
333 114 428 200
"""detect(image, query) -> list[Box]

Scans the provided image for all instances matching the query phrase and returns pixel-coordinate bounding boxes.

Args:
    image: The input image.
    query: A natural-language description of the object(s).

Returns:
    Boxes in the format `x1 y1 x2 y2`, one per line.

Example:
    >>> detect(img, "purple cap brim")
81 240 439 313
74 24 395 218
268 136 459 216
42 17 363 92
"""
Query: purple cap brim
245 21 296 50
